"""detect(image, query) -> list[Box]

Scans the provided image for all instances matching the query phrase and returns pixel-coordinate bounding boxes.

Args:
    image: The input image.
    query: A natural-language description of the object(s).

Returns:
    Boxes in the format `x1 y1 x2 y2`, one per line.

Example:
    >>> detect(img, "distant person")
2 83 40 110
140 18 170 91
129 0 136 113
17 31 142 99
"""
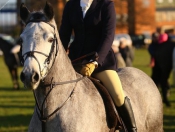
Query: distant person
170 33 175 87
149 29 168 77
112 40 126 69
148 32 159 68
151 32 173 107
172 43 175 86
119 38 134 67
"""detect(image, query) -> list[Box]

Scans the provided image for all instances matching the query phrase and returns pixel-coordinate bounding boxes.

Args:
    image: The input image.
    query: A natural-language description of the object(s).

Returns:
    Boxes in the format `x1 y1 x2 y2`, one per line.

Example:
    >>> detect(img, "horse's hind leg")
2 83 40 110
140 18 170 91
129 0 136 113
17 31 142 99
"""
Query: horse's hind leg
8 67 20 90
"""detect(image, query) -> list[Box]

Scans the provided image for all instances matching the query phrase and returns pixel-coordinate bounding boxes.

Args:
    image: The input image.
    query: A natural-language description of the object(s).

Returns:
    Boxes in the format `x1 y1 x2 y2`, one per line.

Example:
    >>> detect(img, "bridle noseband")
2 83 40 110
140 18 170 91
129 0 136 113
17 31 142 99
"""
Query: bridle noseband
20 20 58 80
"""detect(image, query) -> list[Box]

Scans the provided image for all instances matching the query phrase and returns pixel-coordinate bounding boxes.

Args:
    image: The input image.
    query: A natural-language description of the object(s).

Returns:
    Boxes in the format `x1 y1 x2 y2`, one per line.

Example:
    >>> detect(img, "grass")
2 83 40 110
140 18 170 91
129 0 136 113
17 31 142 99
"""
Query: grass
0 48 175 131
0 57 34 132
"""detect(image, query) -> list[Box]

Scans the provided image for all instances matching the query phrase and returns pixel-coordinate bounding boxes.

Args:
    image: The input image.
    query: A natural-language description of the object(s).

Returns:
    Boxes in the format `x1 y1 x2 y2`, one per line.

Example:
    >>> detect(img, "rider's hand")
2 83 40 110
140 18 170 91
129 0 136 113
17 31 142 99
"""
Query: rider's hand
80 62 97 76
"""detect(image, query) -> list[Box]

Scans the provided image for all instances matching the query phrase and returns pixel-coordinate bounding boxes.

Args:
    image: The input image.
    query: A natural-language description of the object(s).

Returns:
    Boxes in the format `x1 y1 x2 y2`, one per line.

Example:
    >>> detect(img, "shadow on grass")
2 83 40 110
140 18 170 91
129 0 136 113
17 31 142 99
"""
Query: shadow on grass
0 87 34 132
164 114 175 132
0 86 34 106
0 104 34 109
0 114 31 132
0 87 28 91
0 114 32 126
0 87 34 99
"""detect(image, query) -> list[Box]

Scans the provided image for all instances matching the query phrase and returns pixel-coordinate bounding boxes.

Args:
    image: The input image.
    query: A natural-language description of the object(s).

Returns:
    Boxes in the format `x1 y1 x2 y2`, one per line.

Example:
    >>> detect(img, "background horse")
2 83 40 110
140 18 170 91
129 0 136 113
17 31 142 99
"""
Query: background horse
19 2 163 132
0 34 20 89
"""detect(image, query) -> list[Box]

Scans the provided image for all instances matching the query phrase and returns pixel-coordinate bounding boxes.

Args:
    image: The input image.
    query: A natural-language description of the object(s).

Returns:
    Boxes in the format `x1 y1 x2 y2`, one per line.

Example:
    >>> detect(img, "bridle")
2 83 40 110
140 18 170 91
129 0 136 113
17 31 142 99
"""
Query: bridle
20 20 58 80
20 19 85 132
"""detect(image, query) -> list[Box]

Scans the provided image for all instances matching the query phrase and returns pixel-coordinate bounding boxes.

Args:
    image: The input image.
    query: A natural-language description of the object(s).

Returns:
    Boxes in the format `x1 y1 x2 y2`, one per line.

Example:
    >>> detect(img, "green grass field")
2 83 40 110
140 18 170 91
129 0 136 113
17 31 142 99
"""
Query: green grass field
0 48 175 132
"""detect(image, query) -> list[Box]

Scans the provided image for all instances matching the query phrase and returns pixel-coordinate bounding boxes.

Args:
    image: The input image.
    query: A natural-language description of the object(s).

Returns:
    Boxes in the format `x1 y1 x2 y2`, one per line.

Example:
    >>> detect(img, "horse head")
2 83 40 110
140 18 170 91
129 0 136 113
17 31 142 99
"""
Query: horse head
19 2 59 89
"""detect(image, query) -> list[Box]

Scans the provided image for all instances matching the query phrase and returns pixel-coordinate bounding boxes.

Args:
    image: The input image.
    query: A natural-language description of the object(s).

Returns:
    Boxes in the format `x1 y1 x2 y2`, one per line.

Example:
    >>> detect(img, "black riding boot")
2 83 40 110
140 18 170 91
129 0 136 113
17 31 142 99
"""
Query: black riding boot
116 96 137 132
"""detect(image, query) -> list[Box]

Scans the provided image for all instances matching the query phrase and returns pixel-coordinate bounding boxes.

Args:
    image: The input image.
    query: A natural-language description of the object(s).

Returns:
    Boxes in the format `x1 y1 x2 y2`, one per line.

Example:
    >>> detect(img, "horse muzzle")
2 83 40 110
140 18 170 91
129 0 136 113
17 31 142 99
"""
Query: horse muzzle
20 70 40 89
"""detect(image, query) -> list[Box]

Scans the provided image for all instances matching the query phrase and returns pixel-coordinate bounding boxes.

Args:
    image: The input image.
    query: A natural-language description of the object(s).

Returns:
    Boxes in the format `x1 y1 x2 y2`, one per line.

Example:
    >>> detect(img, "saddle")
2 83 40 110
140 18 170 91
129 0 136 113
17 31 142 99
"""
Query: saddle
88 77 125 132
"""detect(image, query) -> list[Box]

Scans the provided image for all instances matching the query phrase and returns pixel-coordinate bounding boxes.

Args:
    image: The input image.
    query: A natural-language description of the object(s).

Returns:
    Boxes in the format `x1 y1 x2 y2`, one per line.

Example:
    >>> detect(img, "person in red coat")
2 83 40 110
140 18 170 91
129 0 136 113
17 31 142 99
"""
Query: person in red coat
59 0 137 131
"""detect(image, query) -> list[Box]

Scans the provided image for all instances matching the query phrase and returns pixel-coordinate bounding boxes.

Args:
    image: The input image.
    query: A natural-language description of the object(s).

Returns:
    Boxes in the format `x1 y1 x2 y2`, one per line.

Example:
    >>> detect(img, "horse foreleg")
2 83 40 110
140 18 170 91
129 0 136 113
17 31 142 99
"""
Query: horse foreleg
8 67 20 89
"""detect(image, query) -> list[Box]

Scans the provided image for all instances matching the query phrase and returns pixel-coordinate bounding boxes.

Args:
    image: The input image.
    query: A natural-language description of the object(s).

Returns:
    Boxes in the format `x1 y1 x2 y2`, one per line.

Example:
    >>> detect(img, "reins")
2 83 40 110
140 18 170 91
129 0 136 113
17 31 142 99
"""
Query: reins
71 51 99 66
71 51 96 63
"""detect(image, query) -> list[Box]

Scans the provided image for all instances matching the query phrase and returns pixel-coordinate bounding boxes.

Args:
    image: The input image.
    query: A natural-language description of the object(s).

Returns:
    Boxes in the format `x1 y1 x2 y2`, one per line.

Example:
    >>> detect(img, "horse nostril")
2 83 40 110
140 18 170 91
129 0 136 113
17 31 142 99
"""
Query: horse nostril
20 72 25 82
32 72 39 83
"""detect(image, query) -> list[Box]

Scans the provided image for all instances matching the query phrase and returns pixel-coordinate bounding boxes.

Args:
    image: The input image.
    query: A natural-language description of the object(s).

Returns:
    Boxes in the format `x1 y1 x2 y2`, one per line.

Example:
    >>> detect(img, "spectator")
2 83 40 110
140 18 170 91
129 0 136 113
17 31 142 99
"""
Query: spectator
119 38 134 67
111 40 126 68
172 44 175 86
148 32 159 67
151 32 173 107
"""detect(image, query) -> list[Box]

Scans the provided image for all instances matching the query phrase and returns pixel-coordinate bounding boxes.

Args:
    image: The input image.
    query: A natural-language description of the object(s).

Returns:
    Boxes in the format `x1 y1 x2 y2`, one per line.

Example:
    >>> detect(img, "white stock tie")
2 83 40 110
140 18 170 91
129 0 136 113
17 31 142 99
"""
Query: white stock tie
80 0 93 18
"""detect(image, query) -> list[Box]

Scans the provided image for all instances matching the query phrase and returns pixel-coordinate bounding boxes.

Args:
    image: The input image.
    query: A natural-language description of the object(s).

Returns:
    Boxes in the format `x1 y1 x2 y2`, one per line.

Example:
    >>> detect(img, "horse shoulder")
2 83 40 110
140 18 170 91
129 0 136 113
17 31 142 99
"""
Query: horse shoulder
57 77 109 132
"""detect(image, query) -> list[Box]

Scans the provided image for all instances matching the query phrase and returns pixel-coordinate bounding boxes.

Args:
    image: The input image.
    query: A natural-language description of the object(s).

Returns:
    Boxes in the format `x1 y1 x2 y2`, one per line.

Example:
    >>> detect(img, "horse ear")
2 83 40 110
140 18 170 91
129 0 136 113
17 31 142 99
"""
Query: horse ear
20 3 30 23
44 1 54 20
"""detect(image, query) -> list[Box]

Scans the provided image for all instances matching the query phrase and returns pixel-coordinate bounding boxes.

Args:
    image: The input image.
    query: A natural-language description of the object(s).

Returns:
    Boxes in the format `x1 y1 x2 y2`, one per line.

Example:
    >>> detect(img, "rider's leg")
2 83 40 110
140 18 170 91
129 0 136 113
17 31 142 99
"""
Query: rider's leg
93 70 137 132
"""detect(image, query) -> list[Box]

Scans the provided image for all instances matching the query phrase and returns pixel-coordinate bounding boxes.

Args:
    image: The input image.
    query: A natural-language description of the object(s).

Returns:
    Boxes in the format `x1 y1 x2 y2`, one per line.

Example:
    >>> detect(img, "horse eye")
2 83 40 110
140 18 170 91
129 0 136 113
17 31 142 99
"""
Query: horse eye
48 38 54 43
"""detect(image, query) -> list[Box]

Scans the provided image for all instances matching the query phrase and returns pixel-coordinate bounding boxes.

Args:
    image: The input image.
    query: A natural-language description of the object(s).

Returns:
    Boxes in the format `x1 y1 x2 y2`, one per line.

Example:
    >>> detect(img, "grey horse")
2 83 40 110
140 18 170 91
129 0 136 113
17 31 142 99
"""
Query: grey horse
19 2 163 132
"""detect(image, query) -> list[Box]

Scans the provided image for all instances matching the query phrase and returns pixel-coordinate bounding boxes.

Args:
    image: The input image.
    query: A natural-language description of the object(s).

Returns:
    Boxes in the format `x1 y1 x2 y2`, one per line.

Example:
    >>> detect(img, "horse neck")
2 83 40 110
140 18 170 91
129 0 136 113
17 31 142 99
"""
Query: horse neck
44 27 77 83
46 45 77 82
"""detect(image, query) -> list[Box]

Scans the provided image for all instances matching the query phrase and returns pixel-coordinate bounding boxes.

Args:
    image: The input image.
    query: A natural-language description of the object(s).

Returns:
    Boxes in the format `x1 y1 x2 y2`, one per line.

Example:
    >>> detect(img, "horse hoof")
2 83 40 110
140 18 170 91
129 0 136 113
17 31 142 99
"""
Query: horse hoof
167 90 170 97
13 84 20 90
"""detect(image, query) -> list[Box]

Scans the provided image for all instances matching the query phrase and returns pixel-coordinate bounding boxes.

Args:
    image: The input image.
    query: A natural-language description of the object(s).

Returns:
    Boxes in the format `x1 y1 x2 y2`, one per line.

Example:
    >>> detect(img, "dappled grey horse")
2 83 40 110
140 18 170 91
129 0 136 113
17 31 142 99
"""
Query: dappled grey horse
19 2 163 132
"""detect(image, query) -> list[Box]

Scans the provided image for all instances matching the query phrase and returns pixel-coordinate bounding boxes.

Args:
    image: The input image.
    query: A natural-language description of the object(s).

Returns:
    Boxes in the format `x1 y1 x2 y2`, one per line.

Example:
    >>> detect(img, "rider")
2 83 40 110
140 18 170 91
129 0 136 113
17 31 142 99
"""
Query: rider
59 0 137 131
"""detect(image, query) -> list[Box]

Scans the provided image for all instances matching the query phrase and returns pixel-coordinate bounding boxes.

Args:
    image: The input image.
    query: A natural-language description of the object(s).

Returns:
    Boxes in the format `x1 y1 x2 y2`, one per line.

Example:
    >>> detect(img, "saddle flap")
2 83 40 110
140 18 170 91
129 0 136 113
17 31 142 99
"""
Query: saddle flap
88 77 124 131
